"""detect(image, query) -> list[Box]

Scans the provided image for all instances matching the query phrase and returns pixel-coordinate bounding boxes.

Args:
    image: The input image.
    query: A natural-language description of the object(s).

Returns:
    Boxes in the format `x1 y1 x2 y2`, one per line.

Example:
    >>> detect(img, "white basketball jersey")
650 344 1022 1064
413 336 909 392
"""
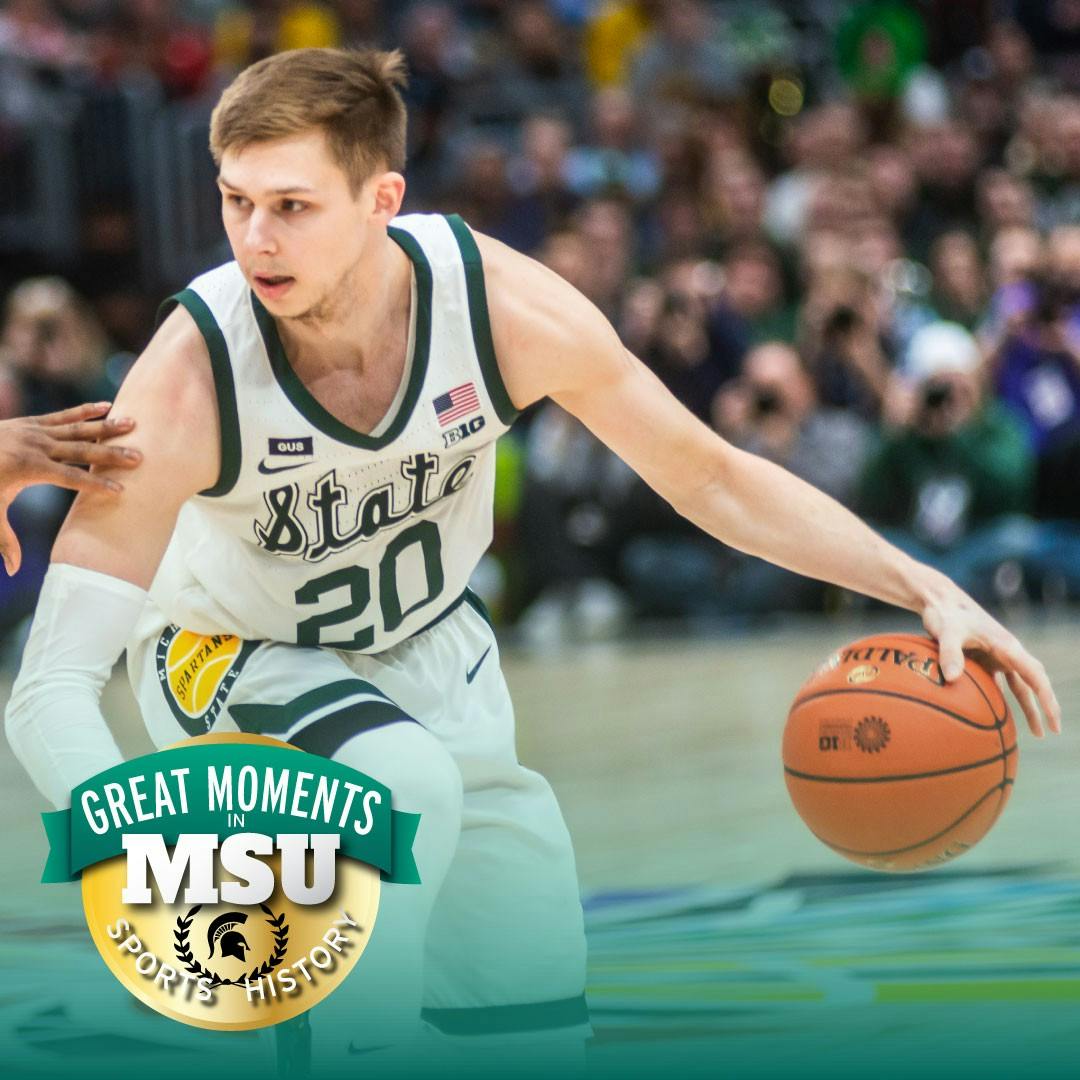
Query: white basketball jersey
149 213 518 653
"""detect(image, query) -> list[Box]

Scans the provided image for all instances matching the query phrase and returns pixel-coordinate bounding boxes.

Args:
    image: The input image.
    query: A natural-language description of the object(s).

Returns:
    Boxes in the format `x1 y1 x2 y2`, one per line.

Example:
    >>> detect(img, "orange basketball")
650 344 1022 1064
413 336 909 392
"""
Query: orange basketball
783 633 1017 872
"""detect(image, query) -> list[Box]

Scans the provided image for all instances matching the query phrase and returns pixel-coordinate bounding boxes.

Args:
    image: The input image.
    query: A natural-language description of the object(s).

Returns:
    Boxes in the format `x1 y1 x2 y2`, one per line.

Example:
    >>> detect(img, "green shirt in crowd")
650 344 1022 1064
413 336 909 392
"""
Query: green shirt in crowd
858 401 1034 550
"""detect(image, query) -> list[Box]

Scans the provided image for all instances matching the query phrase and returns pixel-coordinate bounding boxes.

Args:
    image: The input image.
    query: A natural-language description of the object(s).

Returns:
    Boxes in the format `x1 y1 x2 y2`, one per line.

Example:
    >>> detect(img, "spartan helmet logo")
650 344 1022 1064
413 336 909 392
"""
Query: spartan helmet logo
207 911 250 962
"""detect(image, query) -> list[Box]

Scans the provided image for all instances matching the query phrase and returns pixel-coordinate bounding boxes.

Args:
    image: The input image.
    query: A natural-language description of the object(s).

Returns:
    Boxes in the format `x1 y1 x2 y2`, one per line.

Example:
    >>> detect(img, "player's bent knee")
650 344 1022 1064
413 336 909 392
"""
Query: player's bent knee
333 721 464 887
334 720 463 817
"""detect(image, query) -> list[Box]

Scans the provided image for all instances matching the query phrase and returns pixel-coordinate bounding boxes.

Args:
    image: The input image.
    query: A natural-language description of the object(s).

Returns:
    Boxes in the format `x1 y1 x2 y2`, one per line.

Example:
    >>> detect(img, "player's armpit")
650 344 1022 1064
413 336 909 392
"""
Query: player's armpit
51 304 220 589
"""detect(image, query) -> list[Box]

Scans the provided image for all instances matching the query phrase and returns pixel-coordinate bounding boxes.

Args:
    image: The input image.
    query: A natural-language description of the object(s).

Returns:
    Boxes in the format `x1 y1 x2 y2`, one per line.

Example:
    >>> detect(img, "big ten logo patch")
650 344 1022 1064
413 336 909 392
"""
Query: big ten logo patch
41 733 420 1030
156 627 258 736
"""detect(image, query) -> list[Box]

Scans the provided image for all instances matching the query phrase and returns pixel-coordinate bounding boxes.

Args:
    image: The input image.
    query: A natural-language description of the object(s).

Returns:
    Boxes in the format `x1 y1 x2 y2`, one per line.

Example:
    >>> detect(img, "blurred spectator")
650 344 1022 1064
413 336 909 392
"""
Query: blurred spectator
800 267 892 419
448 138 551 253
506 113 579 229
629 0 736 108
860 322 1036 604
928 230 986 328
0 0 86 71
0 277 126 638
572 197 636 318
977 168 1035 237
837 0 927 105
987 226 1044 290
463 0 588 134
704 243 793 370
905 120 982 260
399 3 474 199
716 342 872 504
517 406 635 642
702 150 767 249
990 225 1080 454
564 86 660 202
765 103 865 248
703 341 873 614
2 277 119 412
639 281 723 422
584 0 658 88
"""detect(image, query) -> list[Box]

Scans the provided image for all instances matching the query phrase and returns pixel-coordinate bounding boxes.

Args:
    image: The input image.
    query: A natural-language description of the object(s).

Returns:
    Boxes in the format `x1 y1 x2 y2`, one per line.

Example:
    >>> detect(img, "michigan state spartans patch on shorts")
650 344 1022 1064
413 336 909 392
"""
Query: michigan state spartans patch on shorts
155 627 258 736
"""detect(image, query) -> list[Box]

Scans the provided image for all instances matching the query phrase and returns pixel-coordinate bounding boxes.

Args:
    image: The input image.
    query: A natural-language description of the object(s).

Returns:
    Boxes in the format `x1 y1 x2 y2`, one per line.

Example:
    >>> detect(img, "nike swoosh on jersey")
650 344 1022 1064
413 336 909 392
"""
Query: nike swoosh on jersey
465 644 492 684
257 459 310 475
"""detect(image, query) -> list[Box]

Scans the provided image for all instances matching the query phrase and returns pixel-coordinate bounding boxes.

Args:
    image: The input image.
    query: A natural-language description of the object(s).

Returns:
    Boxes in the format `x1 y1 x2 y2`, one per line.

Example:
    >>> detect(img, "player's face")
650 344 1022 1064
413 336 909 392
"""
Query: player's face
217 129 402 321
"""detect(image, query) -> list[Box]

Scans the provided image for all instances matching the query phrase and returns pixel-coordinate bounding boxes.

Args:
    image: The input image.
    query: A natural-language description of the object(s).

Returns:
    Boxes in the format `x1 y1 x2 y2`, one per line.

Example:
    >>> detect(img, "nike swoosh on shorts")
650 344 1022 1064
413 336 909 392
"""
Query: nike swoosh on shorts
466 645 492 684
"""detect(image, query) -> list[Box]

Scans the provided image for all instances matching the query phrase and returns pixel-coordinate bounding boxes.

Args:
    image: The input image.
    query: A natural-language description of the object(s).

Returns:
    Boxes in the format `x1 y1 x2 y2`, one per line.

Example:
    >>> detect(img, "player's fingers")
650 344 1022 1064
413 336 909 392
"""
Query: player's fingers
994 636 1061 734
1005 669 1044 738
46 416 135 443
45 439 141 469
0 511 21 577
28 461 124 495
32 401 114 427
937 630 965 682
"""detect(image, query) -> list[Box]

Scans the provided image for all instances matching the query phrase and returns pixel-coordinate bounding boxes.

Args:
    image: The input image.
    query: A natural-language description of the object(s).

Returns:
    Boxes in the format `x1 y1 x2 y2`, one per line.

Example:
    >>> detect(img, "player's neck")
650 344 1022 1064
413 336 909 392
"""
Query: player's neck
276 236 410 375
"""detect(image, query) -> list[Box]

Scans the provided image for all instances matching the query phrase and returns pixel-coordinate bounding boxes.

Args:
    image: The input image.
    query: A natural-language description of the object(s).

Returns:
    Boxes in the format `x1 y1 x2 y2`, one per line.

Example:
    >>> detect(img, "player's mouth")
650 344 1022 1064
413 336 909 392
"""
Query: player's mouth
252 273 295 300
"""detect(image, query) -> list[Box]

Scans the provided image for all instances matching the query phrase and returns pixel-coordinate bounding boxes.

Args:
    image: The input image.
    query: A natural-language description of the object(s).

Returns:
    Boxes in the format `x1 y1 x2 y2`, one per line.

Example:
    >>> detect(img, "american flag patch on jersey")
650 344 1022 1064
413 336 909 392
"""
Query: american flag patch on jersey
433 382 481 426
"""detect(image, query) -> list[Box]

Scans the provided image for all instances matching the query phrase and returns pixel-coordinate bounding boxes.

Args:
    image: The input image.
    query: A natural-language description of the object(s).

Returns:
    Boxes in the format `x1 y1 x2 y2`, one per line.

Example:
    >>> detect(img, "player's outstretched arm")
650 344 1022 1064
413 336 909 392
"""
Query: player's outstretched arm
0 402 142 576
5 307 220 806
472 229 1061 739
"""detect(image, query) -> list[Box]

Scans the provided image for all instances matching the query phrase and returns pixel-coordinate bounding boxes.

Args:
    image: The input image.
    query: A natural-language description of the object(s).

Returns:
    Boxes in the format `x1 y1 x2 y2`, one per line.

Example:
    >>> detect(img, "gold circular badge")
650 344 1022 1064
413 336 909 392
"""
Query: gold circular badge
79 734 381 1031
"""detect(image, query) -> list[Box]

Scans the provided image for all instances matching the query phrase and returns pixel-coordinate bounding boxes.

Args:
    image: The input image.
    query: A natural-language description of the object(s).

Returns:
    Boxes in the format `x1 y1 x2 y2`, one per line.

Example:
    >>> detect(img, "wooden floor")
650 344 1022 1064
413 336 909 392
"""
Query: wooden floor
3 611 1078 901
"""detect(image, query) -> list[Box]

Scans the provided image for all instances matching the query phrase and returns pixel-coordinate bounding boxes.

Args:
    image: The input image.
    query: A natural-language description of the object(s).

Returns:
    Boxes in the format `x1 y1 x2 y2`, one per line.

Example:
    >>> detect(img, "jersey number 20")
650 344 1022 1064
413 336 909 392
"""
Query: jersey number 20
294 520 444 649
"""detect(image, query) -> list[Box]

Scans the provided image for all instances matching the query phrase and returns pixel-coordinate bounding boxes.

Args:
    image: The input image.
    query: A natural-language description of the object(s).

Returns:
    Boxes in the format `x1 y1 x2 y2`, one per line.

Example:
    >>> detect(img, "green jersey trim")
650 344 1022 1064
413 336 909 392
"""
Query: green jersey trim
445 214 520 427
250 226 434 450
157 288 242 498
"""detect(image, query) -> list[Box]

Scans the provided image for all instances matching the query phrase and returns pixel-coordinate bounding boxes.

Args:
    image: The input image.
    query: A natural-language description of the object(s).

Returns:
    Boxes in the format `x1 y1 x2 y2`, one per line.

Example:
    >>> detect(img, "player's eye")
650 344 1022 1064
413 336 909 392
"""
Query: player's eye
281 200 308 214
226 194 251 210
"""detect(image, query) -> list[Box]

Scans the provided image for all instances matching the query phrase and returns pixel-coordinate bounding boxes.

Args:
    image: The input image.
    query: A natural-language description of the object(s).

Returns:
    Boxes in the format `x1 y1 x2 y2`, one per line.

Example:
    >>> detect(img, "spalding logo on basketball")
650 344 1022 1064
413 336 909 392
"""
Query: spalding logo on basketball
783 633 1017 872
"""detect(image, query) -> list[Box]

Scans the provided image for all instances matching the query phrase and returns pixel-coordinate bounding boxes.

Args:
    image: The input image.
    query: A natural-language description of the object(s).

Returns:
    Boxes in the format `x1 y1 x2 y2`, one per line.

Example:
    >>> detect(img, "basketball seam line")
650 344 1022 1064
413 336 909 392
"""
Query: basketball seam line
783 744 1018 785
789 687 1009 730
810 780 1014 858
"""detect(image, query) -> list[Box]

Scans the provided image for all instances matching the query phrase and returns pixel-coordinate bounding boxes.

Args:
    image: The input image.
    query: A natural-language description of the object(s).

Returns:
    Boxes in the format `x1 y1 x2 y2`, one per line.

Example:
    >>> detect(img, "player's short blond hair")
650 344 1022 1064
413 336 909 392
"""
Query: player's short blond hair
209 47 408 195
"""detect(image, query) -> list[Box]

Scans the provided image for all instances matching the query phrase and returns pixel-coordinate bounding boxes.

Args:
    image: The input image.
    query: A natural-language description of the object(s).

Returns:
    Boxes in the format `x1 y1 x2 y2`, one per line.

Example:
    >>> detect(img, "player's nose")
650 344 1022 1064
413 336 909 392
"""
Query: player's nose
243 208 278 255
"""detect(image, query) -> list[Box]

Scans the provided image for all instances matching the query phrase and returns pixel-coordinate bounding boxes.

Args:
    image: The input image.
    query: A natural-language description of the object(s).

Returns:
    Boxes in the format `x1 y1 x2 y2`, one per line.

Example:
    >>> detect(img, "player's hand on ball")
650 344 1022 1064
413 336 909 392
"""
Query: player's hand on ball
0 402 140 575
921 583 1061 738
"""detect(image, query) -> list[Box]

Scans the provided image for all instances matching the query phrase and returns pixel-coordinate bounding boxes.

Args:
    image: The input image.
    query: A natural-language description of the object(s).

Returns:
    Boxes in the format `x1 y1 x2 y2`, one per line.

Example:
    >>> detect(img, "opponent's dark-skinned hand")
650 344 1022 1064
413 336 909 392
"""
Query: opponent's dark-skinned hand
0 402 140 575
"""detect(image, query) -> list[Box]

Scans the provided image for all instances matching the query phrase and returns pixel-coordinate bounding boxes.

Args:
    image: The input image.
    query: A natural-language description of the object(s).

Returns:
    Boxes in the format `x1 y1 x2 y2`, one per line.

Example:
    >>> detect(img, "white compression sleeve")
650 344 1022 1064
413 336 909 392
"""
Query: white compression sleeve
5 562 148 809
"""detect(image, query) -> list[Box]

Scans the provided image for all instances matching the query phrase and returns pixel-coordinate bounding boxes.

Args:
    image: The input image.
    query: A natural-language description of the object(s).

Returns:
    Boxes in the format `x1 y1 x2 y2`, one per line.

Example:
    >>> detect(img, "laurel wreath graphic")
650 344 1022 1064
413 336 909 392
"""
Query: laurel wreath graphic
174 903 289 987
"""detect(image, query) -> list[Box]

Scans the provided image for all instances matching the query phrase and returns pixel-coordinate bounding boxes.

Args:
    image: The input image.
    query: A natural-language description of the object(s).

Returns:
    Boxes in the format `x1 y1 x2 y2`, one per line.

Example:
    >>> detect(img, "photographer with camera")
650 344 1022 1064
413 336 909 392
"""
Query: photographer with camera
859 321 1036 604
990 225 1080 455
800 267 892 420
709 341 872 615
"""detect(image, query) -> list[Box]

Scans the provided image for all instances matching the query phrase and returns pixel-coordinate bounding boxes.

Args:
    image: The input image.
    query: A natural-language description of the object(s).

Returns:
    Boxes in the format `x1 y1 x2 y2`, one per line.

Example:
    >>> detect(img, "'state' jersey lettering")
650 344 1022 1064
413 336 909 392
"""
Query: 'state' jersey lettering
148 213 517 653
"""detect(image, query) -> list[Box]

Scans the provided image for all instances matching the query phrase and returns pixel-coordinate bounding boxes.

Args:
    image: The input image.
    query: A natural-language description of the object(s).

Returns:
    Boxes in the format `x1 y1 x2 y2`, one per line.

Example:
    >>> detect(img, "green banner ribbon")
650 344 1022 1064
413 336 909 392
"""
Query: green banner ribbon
41 741 420 885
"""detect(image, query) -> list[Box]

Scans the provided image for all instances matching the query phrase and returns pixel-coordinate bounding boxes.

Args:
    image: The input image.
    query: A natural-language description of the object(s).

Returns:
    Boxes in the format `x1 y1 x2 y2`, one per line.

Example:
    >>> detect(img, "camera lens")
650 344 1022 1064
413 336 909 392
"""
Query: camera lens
922 382 952 410
753 388 782 416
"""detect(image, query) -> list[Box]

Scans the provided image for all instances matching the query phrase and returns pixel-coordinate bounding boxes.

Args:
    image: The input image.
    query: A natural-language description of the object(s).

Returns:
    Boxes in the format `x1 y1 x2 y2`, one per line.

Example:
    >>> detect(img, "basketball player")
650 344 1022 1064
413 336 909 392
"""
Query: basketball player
0 402 138 575
5 47 1060 1069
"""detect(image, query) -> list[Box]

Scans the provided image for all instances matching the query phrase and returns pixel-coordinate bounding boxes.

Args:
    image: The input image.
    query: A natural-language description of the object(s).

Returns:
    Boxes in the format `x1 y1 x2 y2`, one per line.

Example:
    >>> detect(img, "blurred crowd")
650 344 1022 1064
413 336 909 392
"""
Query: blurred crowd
4 0 1080 644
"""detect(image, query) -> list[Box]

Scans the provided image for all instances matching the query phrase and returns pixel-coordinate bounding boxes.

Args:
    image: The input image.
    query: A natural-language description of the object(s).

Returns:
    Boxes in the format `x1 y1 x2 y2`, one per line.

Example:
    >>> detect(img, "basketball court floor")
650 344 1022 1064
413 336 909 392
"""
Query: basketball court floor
2 612 1079 1075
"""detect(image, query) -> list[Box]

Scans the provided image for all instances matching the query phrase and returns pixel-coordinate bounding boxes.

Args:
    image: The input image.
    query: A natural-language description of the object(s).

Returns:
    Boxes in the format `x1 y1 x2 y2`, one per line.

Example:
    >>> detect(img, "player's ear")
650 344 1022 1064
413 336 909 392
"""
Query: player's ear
369 170 405 224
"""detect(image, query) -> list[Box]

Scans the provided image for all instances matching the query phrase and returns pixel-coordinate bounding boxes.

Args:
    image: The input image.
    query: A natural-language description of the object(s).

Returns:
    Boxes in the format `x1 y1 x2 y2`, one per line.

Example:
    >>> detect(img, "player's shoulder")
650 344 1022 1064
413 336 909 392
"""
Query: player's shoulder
120 296 217 432
464 225 624 405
